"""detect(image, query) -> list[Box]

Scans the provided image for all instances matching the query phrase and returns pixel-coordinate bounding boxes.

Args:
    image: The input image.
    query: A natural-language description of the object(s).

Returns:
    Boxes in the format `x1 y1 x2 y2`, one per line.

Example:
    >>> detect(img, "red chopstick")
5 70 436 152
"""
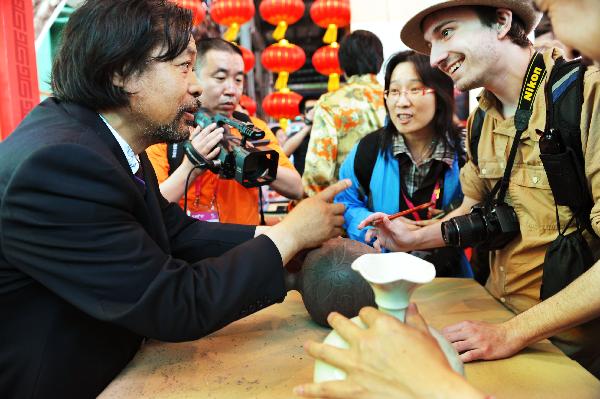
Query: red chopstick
370 200 435 226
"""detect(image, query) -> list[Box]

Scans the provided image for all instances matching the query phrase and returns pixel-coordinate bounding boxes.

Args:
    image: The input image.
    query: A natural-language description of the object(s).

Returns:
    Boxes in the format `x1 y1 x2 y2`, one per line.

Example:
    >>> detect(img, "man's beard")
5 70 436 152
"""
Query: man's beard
144 105 196 144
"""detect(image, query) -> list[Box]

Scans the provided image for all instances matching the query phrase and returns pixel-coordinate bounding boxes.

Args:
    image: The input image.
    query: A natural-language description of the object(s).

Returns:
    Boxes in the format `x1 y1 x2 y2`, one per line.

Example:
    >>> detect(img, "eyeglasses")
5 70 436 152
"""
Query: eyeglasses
384 87 435 100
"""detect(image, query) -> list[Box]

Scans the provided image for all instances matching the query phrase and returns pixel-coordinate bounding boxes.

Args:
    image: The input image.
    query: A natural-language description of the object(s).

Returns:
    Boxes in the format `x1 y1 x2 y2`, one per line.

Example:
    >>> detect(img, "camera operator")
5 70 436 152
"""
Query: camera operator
358 0 600 377
147 38 303 225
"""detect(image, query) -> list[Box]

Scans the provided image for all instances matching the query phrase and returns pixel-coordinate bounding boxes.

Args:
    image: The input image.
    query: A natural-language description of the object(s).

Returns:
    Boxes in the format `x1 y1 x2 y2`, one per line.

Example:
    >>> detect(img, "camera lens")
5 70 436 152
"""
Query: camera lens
441 219 460 246
441 213 487 248
244 153 271 179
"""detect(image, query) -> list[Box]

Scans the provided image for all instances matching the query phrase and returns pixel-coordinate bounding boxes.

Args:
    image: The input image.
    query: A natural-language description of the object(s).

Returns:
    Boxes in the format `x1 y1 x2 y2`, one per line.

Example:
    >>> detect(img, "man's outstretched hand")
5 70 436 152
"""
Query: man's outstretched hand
264 180 350 265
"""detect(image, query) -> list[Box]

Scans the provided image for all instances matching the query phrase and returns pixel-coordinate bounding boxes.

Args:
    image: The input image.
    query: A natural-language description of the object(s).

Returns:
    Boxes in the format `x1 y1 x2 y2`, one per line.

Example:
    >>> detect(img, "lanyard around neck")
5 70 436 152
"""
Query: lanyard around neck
490 51 547 203
401 179 441 221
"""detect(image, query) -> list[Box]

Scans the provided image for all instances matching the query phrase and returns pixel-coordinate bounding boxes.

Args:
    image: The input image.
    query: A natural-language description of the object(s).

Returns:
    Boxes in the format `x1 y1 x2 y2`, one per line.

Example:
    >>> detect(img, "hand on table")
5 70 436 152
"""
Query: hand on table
442 320 527 363
294 305 484 399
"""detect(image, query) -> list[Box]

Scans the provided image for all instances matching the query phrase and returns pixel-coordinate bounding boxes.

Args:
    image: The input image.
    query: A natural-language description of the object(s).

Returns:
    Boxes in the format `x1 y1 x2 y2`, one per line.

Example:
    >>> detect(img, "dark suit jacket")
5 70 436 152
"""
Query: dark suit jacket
0 98 286 398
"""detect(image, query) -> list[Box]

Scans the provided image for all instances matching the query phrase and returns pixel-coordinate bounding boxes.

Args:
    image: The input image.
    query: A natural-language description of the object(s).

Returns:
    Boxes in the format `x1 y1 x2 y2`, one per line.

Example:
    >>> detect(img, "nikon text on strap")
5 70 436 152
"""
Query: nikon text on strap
487 52 547 205
470 56 591 228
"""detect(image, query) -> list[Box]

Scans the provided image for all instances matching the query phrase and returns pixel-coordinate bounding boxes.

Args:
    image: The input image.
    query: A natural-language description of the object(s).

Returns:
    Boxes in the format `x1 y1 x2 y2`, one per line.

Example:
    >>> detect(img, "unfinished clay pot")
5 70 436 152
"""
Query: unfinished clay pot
286 237 378 327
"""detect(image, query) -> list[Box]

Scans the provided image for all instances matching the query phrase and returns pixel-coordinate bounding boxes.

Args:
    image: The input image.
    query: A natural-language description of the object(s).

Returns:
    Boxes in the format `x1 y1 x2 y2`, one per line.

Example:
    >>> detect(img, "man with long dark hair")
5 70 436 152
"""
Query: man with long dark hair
0 1 348 397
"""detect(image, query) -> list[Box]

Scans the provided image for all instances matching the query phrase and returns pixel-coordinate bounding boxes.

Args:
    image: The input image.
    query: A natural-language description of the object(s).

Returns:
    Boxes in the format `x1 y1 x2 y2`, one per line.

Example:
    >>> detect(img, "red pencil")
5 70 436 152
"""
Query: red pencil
371 200 435 226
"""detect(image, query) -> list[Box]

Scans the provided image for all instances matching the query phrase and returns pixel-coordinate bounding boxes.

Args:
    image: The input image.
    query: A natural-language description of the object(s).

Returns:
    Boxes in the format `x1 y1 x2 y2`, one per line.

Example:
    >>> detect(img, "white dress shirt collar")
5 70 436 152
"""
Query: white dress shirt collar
98 114 140 174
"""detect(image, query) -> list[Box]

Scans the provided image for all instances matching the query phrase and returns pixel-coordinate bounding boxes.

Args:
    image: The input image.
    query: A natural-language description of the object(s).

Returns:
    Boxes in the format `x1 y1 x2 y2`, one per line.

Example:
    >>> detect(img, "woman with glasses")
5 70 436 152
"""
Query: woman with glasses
335 50 472 277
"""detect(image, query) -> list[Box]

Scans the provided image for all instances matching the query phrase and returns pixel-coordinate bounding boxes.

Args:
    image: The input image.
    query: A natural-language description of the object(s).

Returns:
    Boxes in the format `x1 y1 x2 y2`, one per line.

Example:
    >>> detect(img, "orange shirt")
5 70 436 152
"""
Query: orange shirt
147 117 295 225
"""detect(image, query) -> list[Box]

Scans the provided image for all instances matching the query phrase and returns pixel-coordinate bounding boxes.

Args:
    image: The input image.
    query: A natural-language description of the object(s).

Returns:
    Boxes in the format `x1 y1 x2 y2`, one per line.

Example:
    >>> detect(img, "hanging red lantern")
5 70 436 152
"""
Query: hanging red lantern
259 0 305 41
262 89 302 131
310 0 351 44
210 0 255 42
312 42 343 92
172 0 206 26
238 45 255 73
261 40 306 90
239 94 257 116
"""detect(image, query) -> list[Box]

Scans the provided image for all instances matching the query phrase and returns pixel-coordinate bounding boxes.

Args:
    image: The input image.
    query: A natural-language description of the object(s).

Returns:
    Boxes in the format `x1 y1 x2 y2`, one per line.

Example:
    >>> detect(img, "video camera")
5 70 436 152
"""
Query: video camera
184 108 279 188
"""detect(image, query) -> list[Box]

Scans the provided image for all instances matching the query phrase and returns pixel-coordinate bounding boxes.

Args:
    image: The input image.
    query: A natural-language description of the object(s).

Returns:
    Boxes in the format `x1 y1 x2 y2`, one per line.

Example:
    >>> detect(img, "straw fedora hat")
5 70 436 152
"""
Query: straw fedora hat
400 0 542 54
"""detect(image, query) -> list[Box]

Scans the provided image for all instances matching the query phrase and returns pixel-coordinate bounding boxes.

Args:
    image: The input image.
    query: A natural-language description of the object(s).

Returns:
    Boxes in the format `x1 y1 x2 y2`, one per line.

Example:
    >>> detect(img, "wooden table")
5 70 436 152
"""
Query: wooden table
99 278 600 399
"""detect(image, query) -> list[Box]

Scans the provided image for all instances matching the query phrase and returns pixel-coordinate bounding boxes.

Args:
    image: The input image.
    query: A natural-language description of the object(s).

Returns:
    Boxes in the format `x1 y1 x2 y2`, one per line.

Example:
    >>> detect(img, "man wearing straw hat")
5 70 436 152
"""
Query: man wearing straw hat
354 0 600 377
294 1 600 398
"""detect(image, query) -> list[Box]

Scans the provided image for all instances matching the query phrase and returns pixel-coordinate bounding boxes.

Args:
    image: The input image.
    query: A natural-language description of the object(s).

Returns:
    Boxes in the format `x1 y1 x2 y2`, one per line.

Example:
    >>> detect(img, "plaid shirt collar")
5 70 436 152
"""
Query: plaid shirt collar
391 133 454 167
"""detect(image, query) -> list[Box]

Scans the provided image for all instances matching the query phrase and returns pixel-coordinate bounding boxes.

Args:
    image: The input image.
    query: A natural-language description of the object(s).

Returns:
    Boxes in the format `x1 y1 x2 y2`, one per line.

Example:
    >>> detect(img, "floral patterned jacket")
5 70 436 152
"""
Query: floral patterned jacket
302 74 386 196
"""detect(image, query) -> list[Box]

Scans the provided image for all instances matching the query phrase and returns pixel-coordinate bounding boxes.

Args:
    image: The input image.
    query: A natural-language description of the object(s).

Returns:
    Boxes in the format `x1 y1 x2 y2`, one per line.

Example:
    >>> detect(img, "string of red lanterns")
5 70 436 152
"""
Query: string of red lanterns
257 0 307 130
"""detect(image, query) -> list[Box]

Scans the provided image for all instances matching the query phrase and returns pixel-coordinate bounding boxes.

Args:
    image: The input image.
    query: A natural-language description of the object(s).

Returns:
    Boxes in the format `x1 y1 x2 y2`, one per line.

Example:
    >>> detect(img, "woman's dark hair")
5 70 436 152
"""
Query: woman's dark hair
381 50 462 155
338 30 384 77
473 6 531 48
51 0 194 109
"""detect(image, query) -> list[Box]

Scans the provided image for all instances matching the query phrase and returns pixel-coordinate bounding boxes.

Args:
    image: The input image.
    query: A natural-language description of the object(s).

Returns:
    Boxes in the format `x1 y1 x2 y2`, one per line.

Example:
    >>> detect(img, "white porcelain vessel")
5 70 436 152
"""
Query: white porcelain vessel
314 252 464 382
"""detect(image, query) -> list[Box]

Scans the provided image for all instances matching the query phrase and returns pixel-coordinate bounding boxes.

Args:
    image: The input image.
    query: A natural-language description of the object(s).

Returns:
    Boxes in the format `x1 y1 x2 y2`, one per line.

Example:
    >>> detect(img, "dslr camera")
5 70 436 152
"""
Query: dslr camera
441 201 520 250
184 108 279 188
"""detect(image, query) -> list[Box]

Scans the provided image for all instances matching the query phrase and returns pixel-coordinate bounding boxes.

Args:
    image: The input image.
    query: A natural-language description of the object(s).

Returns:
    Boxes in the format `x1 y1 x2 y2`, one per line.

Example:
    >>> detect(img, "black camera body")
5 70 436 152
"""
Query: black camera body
441 201 520 250
185 109 279 188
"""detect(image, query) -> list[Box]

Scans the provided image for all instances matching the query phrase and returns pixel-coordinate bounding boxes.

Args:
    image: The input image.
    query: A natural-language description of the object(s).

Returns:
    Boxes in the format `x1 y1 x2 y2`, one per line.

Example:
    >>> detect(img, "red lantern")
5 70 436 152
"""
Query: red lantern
262 90 302 131
210 0 255 41
310 0 351 44
239 45 255 73
239 94 257 116
261 40 306 89
312 42 343 92
172 0 206 26
259 0 305 41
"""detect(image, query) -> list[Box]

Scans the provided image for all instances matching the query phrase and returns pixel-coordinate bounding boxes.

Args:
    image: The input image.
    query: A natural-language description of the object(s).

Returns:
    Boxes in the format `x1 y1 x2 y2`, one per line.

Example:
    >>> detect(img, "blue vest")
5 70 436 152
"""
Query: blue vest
335 145 473 278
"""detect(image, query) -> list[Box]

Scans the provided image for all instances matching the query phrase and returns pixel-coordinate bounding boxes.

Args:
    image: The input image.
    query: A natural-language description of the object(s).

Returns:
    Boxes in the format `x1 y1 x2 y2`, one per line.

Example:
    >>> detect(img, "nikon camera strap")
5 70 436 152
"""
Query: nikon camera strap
488 52 547 203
